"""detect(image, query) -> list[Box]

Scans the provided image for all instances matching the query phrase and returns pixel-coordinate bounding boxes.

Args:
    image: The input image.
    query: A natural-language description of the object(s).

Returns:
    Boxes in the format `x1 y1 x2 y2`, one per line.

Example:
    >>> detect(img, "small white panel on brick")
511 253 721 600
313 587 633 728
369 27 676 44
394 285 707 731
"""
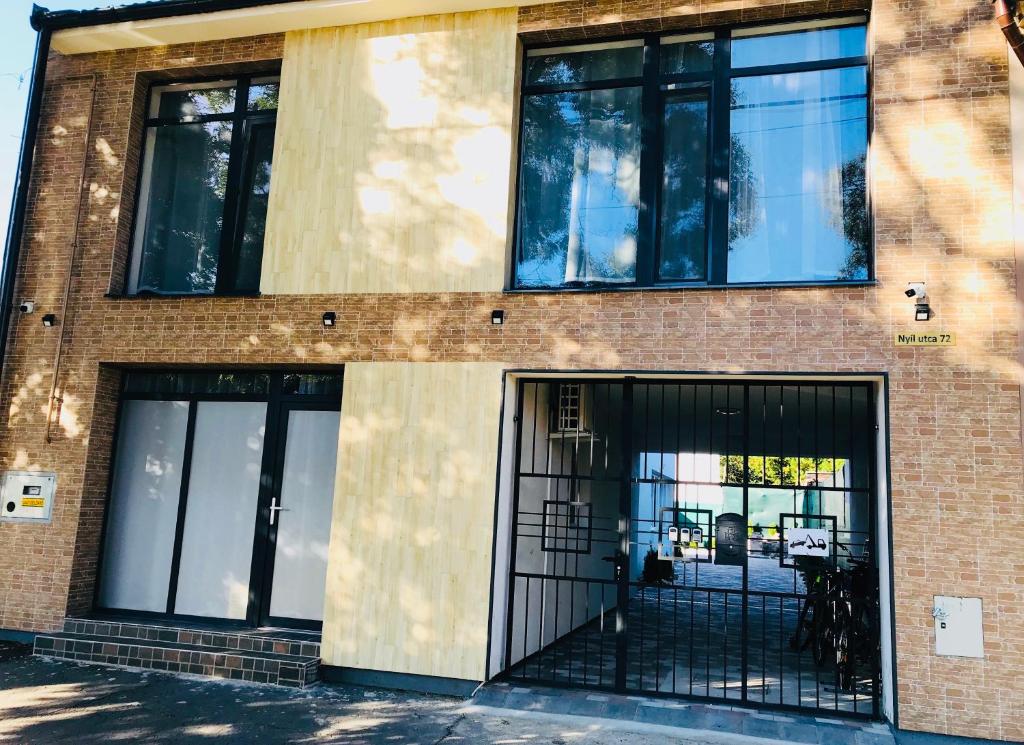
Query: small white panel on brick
933 596 984 658
0 471 57 523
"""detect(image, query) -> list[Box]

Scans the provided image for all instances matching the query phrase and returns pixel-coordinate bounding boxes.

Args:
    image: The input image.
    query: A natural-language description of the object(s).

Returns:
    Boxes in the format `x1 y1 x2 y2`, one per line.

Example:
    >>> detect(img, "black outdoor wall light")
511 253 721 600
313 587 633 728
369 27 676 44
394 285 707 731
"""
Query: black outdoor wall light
41 314 57 327
491 310 505 325
322 311 336 328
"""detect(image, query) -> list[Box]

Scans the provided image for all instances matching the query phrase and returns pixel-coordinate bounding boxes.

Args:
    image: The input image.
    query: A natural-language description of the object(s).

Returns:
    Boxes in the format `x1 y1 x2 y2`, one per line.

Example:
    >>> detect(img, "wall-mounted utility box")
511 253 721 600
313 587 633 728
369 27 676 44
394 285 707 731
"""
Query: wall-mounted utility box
0 471 56 524
933 595 984 658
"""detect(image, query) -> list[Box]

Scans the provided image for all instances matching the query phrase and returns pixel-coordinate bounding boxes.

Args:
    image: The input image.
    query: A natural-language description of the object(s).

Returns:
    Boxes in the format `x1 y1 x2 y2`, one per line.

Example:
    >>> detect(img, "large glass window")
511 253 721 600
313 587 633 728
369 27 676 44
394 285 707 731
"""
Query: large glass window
728 67 868 282
128 75 279 295
513 19 869 289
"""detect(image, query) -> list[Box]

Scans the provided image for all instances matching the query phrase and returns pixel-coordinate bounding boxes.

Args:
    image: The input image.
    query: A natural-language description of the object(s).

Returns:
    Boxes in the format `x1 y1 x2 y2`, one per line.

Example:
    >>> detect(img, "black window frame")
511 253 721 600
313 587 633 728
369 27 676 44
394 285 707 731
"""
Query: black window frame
508 14 872 292
124 70 281 298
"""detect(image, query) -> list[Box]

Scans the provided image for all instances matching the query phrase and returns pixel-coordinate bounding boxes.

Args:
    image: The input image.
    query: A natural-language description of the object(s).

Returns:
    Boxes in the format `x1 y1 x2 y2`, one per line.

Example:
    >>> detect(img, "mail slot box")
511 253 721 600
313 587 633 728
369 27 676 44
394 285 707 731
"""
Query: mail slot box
1 471 56 523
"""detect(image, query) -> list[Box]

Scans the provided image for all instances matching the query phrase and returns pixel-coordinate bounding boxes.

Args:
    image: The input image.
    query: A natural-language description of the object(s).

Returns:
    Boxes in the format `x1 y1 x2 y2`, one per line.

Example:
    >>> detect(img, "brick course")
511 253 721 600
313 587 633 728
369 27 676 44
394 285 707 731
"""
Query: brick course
0 0 1021 740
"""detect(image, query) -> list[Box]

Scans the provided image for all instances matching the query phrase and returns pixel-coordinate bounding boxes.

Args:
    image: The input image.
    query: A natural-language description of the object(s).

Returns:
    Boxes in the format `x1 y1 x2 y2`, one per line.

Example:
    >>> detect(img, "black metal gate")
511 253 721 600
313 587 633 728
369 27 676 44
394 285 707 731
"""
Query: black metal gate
503 379 880 718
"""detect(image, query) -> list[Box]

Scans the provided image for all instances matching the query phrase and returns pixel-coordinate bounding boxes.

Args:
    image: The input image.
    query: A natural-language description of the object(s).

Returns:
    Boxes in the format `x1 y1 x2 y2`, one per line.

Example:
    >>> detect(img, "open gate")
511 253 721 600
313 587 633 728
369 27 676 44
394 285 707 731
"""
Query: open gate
503 379 881 717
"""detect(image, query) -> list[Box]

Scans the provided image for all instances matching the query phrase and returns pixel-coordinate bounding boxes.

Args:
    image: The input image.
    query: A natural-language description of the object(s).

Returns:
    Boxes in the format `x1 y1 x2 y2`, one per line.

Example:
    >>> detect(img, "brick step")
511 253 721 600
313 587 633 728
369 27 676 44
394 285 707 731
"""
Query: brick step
34 631 320 688
62 617 320 659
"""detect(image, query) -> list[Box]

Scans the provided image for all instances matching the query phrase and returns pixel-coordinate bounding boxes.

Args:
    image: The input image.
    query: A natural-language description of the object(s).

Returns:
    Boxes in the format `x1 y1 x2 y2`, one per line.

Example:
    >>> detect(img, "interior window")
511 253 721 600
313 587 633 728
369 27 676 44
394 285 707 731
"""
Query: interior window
128 75 279 295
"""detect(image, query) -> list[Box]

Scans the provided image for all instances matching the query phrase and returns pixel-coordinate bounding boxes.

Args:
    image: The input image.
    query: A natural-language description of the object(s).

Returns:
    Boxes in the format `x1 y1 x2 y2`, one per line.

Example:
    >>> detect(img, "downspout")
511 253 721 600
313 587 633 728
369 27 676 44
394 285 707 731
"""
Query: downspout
0 10 52 387
1000 0 1024 445
996 0 1024 65
44 74 98 443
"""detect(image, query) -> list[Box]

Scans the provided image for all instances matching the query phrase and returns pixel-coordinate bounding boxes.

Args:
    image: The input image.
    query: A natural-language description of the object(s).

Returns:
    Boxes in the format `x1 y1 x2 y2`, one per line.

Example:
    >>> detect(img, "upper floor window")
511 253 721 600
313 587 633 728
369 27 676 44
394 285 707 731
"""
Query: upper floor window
513 18 869 290
127 74 279 295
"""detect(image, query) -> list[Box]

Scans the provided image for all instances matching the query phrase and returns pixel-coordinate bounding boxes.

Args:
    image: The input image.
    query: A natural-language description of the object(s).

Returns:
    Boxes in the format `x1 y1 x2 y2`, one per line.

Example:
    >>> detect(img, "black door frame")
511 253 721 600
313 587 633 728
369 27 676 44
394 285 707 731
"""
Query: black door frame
251 398 342 630
502 376 882 718
93 369 343 630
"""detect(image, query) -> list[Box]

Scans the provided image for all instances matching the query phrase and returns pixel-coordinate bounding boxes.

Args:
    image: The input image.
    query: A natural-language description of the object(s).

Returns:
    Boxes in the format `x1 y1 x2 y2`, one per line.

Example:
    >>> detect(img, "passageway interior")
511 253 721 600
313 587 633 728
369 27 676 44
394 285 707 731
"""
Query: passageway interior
504 380 878 716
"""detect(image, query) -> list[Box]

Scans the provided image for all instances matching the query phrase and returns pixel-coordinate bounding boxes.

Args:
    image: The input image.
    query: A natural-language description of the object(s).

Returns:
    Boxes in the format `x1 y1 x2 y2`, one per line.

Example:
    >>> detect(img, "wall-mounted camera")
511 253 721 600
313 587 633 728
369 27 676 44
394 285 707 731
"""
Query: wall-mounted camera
906 282 930 321
905 282 926 300
18 300 34 314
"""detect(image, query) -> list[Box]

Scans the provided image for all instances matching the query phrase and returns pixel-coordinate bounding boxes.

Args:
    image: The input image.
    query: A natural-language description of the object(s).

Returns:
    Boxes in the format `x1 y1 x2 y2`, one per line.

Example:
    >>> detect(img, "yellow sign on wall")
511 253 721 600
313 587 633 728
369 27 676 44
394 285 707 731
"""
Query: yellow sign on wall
21 497 44 508
894 332 956 346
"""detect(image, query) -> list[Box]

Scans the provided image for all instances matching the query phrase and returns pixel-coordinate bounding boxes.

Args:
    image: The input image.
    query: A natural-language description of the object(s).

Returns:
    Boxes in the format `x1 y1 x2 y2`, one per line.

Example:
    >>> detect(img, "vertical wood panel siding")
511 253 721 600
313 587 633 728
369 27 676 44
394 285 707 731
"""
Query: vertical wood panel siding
261 9 518 295
321 362 505 681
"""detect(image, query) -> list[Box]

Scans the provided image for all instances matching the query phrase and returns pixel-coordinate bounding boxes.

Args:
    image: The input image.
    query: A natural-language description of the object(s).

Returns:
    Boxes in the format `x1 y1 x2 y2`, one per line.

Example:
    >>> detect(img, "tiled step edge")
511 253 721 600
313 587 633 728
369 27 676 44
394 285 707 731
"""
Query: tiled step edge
61 618 320 659
34 633 320 689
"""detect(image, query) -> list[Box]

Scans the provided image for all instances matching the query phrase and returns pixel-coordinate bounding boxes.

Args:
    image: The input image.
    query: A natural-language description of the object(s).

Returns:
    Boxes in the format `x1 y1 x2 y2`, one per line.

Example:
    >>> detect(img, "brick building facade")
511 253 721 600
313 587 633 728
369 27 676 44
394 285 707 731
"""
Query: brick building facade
0 0 1022 741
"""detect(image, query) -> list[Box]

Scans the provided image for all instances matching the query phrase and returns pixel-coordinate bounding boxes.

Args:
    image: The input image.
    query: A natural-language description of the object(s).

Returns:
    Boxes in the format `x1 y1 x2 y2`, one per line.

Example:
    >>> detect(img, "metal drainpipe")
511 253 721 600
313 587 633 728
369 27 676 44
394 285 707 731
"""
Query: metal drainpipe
996 0 1024 65
44 74 98 443
1000 0 1024 442
0 20 52 390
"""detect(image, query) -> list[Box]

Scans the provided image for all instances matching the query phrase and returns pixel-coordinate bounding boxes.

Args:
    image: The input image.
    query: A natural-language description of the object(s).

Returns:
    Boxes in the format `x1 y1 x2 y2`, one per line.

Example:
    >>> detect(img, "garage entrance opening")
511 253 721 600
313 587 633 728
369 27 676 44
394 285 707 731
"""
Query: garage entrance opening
503 379 880 717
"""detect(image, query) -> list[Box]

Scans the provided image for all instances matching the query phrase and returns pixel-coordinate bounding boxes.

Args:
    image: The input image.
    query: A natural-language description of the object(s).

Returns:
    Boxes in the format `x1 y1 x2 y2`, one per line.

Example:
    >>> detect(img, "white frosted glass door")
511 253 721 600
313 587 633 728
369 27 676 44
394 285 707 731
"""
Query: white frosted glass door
174 401 267 619
268 409 340 621
98 400 189 612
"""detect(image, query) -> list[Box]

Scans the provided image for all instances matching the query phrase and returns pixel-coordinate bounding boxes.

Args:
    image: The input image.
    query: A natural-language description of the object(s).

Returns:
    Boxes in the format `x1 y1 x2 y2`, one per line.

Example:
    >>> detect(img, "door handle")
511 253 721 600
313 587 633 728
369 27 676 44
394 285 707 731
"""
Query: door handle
601 550 625 579
269 497 290 526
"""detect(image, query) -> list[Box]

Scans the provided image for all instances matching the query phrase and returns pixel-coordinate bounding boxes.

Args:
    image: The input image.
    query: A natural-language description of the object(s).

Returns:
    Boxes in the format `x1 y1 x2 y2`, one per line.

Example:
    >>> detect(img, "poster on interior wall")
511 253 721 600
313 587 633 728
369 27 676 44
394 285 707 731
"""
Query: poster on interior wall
786 527 830 558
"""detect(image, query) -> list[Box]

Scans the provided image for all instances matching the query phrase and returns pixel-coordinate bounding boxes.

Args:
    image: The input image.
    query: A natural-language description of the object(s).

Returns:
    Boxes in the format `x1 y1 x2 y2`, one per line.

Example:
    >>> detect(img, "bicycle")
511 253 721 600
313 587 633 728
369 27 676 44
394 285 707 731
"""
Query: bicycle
789 542 879 692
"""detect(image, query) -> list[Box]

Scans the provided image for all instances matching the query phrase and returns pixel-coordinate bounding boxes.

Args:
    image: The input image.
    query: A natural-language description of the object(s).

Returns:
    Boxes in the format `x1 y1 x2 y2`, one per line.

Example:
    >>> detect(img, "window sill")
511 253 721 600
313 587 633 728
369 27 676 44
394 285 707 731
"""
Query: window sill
504 280 877 294
105 291 263 300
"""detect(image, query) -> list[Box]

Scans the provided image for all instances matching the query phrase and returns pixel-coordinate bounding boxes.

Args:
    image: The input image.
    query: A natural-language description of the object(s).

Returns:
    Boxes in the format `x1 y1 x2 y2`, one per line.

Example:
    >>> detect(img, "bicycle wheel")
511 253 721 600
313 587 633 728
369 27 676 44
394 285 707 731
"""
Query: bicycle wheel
811 599 832 667
835 624 856 692
850 600 880 668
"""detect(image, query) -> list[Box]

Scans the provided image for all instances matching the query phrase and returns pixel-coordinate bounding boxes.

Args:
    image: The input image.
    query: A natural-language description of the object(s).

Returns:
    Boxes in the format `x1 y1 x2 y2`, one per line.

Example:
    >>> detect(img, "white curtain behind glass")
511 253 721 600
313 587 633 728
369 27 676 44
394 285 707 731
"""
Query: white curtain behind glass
268 410 341 621
98 400 189 613
174 402 266 620
728 67 868 282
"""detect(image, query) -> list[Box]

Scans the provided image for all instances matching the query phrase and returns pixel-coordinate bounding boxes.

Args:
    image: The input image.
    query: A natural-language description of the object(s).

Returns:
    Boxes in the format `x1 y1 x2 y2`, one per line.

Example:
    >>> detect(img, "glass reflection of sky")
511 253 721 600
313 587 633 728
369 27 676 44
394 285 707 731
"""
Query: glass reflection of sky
731 25 866 69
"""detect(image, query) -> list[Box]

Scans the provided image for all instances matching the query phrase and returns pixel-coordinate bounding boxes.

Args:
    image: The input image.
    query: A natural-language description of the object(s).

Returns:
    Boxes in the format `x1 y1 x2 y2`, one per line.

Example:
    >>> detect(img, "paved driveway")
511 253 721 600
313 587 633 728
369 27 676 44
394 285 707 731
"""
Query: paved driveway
0 650 779 744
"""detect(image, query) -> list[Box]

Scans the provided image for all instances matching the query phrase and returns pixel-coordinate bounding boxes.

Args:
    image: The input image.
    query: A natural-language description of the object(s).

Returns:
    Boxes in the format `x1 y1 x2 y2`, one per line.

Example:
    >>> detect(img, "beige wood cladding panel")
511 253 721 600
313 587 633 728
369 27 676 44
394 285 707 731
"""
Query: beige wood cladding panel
321 362 505 681
261 9 518 295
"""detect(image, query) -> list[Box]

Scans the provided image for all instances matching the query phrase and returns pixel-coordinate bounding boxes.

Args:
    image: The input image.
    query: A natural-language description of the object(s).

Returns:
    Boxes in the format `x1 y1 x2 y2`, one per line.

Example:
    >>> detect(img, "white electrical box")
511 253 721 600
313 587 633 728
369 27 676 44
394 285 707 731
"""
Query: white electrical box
933 595 984 658
0 471 56 524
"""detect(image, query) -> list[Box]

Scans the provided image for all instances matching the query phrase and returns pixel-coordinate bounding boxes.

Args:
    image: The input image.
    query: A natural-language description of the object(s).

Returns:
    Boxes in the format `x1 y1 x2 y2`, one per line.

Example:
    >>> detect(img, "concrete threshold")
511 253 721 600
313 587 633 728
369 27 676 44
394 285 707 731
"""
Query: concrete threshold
469 682 895 745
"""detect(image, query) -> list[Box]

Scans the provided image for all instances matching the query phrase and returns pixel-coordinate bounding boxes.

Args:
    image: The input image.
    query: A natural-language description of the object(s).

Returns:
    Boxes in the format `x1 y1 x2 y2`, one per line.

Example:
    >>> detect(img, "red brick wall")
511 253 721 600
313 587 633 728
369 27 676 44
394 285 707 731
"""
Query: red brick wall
0 1 1021 739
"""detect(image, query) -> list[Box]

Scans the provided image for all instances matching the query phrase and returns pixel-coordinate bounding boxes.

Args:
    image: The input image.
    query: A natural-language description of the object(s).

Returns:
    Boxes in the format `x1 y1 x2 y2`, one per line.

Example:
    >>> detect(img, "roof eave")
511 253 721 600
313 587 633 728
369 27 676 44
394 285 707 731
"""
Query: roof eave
31 0 310 32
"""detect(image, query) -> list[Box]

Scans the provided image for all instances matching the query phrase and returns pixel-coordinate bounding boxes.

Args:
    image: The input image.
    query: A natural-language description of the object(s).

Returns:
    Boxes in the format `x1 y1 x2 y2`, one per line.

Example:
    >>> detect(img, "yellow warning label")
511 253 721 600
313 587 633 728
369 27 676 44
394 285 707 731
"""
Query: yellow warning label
21 497 44 508
894 332 956 346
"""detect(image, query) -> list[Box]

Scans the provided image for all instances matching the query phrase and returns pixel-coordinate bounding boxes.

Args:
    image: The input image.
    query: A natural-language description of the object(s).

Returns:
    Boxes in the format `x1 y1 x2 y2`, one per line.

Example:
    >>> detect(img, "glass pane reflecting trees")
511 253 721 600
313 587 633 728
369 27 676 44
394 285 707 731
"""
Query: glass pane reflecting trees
513 22 869 289
660 94 709 281
517 88 642 287
129 75 279 295
136 123 232 293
